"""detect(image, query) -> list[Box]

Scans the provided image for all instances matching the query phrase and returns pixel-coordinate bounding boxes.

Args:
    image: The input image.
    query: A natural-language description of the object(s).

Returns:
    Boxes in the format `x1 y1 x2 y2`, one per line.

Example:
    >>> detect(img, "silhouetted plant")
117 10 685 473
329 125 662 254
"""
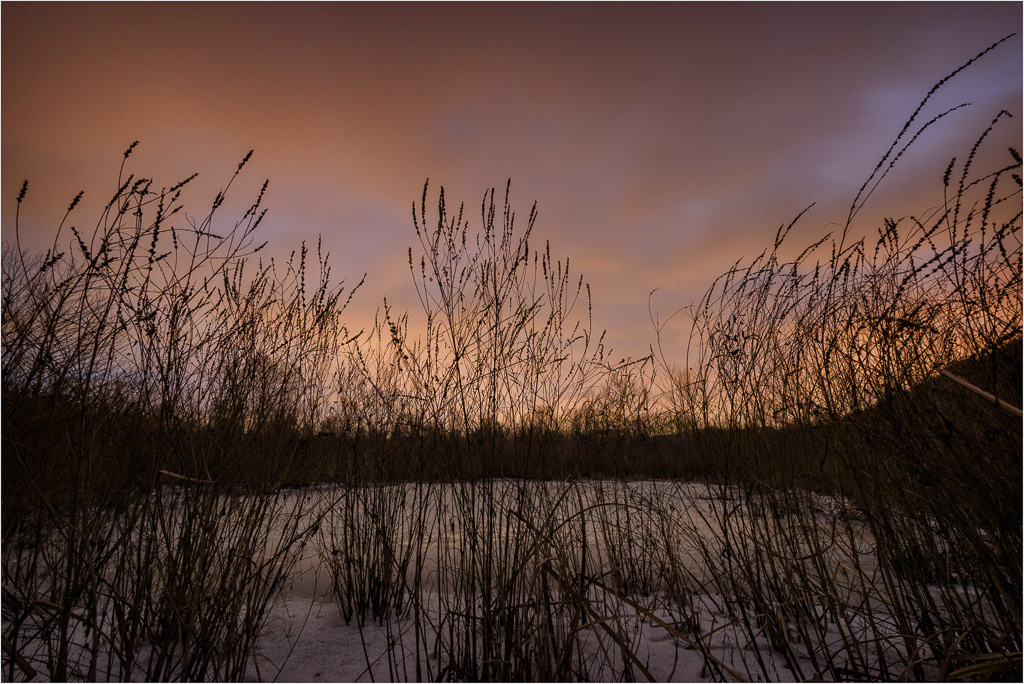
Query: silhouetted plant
653 35 1021 681
1 146 357 680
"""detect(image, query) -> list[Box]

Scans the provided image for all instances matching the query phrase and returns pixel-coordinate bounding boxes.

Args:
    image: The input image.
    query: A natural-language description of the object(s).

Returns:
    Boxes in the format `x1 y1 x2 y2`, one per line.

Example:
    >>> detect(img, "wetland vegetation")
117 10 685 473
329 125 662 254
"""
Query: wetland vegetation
2 39 1021 682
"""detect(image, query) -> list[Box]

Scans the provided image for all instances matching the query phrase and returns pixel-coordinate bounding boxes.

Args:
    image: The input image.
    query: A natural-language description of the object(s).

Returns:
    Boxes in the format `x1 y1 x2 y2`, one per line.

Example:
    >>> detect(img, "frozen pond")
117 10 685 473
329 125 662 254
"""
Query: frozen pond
277 479 867 598
247 479 890 681
4 478 931 682
281 479 736 600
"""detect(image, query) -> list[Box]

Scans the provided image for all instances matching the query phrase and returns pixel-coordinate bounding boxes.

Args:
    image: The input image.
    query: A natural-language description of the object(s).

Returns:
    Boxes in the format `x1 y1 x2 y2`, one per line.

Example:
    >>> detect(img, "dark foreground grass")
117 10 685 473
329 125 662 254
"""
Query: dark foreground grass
1 149 351 680
2 36 1021 682
652 35 1021 681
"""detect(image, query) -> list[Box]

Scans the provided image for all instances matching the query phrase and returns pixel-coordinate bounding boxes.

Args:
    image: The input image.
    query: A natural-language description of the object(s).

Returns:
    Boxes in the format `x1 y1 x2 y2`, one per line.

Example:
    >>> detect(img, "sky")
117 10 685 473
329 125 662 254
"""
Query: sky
3 2 1021 364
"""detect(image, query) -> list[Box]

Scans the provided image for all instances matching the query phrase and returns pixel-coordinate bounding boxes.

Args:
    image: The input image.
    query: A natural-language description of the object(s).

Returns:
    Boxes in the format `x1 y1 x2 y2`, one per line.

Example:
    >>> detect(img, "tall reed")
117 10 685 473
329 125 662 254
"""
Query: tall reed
2 146 357 680
316 182 676 680
654 35 1022 681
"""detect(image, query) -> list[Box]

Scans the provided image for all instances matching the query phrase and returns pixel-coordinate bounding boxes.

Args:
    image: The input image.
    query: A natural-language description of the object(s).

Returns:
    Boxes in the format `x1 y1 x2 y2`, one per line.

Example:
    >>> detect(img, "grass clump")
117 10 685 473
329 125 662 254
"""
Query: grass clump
654 35 1022 681
2 146 356 680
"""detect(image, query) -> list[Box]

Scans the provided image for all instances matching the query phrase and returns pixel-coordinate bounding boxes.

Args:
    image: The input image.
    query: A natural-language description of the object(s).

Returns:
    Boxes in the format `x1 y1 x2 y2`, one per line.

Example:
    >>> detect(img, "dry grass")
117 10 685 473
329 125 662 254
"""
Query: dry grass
652 34 1022 681
3 36 1021 683
2 148 354 680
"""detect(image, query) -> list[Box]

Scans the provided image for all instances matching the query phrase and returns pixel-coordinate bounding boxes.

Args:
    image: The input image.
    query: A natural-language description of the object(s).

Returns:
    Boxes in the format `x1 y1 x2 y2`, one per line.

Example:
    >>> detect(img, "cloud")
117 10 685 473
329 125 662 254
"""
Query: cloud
3 2 1020 363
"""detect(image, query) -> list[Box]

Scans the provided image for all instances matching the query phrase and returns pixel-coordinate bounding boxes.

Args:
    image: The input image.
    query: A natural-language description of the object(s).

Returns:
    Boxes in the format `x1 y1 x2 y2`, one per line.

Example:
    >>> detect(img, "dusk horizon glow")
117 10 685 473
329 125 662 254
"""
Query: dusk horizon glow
3 2 1021 364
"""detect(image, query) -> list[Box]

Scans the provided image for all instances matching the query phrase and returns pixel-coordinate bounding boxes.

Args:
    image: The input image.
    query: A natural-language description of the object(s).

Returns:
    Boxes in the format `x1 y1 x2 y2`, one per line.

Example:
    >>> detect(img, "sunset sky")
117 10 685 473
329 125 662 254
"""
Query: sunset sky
3 2 1021 363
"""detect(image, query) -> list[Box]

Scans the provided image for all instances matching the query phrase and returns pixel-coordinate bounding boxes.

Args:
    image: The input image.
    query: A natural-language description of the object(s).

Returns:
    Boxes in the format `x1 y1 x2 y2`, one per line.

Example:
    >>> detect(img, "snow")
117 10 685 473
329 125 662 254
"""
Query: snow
248 595 716 682
4 480 942 682
236 481 875 682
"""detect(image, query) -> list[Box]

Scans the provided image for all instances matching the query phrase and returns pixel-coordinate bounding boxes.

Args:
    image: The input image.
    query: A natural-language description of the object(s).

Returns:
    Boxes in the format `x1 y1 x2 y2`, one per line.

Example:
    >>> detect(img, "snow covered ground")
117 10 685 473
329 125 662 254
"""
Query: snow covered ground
237 480 883 682
5 480 940 682
248 594 718 682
